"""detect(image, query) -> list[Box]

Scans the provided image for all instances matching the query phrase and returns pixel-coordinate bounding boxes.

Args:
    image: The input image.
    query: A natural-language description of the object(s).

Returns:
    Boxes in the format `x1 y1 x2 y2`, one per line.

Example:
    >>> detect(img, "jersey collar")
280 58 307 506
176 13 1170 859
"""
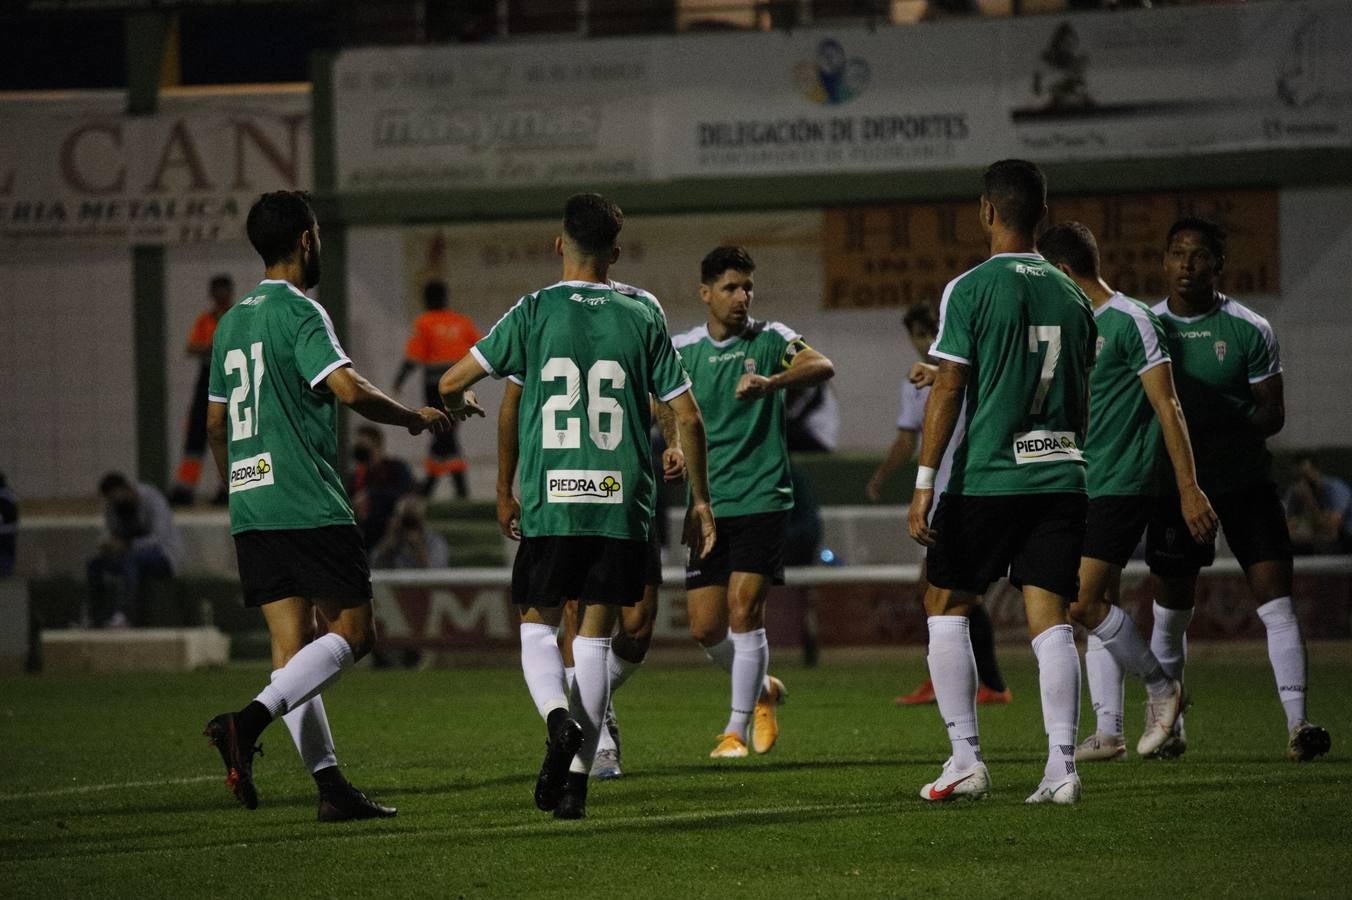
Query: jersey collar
1157 292 1228 323
258 278 311 301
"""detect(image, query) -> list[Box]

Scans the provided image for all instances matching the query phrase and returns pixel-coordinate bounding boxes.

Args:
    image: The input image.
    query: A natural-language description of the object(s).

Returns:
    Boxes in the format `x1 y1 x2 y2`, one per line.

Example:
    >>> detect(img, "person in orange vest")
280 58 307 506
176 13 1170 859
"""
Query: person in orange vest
395 281 482 498
169 274 234 506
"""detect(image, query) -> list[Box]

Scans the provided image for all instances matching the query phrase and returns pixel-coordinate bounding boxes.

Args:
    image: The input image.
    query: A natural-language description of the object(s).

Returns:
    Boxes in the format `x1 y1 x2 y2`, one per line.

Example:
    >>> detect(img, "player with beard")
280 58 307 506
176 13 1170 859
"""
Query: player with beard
201 191 464 818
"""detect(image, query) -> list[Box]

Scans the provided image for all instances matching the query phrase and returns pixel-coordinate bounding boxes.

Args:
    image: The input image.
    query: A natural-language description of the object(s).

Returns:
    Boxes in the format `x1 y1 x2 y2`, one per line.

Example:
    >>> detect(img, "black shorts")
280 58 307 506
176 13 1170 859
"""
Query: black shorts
1147 481 1292 577
926 492 1087 599
234 525 372 608
685 510 788 590
1082 495 1154 568
644 537 663 587
513 536 648 607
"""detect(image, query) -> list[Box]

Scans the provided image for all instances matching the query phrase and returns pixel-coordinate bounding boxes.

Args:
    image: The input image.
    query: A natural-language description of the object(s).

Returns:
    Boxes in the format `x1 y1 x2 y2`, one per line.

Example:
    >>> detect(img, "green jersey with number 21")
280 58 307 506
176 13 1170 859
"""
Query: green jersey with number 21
931 253 1096 496
207 279 356 534
472 280 691 541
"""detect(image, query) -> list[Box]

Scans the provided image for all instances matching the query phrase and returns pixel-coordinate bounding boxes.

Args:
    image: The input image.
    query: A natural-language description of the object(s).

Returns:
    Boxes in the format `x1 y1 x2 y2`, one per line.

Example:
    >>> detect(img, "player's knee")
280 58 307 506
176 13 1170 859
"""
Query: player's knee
689 619 724 647
331 620 376 661
1067 596 1099 628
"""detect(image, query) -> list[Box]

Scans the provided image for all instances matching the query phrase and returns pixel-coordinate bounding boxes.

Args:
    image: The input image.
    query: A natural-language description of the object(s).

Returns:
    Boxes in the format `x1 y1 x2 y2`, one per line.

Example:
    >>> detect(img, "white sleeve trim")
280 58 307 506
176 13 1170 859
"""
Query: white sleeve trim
207 394 228 404
1136 357 1171 377
658 381 692 403
470 345 498 378
930 349 970 366
506 374 524 386
1249 368 1283 384
767 321 803 343
309 357 351 388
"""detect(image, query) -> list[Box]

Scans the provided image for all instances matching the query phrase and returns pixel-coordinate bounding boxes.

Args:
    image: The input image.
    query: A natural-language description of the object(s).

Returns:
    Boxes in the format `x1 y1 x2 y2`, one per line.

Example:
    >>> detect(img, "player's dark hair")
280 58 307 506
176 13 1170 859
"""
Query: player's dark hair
98 471 130 495
354 424 384 445
423 280 448 310
1166 216 1227 261
246 191 316 267
1036 221 1100 278
982 159 1047 235
902 303 937 336
700 246 756 284
210 274 233 290
562 193 623 258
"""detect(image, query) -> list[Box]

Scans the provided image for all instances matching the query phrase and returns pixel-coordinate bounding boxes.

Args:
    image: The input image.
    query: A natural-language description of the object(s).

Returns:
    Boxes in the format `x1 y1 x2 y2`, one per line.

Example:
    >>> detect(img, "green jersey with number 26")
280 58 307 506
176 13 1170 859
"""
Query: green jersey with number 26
931 253 1096 496
207 279 356 535
472 280 691 541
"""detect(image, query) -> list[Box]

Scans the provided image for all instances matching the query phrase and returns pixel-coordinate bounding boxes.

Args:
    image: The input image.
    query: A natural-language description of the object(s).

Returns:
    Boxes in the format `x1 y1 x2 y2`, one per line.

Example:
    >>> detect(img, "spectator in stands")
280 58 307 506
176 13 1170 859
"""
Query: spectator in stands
370 495 446 668
169 274 234 506
86 472 183 627
394 280 482 499
347 425 415 550
1283 457 1352 554
0 472 16 577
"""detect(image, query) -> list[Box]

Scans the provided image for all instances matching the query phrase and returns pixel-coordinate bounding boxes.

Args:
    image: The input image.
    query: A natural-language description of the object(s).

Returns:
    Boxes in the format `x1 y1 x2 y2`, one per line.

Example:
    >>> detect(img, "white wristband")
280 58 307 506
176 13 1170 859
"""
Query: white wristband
915 466 937 490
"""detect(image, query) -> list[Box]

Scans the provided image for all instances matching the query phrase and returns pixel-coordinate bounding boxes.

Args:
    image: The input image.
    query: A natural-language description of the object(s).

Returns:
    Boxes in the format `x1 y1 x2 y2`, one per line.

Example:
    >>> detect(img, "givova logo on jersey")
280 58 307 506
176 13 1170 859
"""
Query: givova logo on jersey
546 470 623 504
230 452 275 493
1012 431 1083 465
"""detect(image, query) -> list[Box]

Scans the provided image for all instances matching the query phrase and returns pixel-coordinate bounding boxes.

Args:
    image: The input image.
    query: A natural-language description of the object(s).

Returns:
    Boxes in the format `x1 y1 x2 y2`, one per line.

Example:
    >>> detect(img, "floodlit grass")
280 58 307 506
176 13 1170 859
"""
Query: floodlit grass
1 643 1348 898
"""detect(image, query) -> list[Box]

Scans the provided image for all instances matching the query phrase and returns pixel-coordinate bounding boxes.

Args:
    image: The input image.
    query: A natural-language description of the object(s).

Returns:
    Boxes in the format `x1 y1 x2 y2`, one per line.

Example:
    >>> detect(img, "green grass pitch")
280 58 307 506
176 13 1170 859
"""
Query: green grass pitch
2 643 1349 898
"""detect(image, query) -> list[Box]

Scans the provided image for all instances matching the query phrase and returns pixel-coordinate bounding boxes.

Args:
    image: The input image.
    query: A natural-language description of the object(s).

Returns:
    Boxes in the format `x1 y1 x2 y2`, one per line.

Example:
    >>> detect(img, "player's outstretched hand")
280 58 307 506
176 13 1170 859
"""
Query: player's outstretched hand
683 502 716 561
410 407 452 436
735 373 773 401
908 362 938 388
445 390 487 422
497 494 521 541
662 447 686 482
908 488 936 546
1181 484 1219 545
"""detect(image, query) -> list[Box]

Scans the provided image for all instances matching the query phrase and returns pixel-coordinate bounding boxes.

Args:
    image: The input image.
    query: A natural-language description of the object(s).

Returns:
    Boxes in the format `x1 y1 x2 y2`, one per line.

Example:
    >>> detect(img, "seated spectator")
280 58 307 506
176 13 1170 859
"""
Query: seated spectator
347 425 415 549
1284 457 1352 554
0 472 16 577
371 496 449 570
86 472 183 627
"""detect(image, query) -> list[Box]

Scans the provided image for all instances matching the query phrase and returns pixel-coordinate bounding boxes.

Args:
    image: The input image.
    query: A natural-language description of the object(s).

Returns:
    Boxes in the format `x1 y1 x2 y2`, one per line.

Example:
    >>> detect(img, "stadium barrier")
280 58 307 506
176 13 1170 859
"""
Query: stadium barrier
371 557 1352 658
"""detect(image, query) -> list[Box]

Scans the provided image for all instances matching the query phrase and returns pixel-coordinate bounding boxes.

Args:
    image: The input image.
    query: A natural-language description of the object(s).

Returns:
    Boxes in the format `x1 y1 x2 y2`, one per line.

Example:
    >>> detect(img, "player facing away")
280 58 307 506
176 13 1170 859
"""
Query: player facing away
672 247 835 759
498 324 687 781
1036 222 1217 762
201 191 460 818
438 193 716 819
1147 217 1330 762
870 304 1013 708
908 160 1095 805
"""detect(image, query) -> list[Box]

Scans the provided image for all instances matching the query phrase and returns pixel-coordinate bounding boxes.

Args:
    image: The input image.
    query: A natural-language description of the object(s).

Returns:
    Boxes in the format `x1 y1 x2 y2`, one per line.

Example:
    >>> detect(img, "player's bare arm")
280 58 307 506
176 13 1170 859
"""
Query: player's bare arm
206 401 229 483
497 380 523 540
437 354 489 419
867 429 917 502
908 359 967 546
1140 362 1218 544
653 397 685 481
665 390 716 560
735 347 834 401
326 366 452 435
1250 373 1285 437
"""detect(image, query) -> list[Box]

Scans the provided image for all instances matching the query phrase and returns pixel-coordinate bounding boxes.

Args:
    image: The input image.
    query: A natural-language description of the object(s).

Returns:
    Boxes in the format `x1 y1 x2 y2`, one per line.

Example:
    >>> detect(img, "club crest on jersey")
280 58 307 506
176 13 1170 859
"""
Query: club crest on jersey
1095 336 1105 360
229 452 275 493
1012 431 1083 465
1214 340 1228 363
546 470 623 504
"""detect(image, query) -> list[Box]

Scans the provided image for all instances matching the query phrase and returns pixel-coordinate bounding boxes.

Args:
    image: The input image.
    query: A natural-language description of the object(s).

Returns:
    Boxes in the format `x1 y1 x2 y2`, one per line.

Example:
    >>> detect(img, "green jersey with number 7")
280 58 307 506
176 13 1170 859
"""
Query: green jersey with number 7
471 279 692 541
930 252 1096 496
207 278 356 534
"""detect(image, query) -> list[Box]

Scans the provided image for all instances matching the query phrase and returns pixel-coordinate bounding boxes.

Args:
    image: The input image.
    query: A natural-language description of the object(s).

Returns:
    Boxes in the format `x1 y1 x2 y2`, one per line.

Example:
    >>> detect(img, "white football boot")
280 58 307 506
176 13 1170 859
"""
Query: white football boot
919 757 991 802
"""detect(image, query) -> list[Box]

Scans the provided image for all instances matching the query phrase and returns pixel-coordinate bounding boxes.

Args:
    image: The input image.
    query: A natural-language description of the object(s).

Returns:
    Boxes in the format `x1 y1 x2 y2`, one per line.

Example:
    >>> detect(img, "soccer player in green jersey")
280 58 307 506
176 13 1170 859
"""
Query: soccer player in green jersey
1146 216 1330 762
202 191 462 818
908 160 1094 805
1036 221 1218 762
673 246 835 759
438 193 716 819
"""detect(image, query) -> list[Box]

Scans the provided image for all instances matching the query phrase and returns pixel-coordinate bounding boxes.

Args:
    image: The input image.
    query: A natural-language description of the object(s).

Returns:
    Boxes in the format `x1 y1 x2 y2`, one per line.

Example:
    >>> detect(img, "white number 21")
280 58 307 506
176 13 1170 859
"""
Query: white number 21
224 342 265 440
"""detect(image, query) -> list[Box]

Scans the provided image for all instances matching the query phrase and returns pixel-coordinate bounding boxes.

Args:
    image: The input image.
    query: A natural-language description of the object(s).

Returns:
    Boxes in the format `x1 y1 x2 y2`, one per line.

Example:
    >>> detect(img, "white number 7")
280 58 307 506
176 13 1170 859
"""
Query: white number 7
1027 325 1061 415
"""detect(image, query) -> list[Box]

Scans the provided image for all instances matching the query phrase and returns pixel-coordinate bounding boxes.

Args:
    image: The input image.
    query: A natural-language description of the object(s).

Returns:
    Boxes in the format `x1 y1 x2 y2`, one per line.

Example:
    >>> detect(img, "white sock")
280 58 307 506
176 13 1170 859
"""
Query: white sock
564 666 576 694
596 655 642 754
1032 624 1080 783
271 669 337 773
568 636 611 774
926 616 981 769
1256 596 1307 730
520 623 568 720
1094 605 1172 697
703 636 735 672
1083 634 1125 737
1150 602 1192 682
253 633 353 717
725 629 768 741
